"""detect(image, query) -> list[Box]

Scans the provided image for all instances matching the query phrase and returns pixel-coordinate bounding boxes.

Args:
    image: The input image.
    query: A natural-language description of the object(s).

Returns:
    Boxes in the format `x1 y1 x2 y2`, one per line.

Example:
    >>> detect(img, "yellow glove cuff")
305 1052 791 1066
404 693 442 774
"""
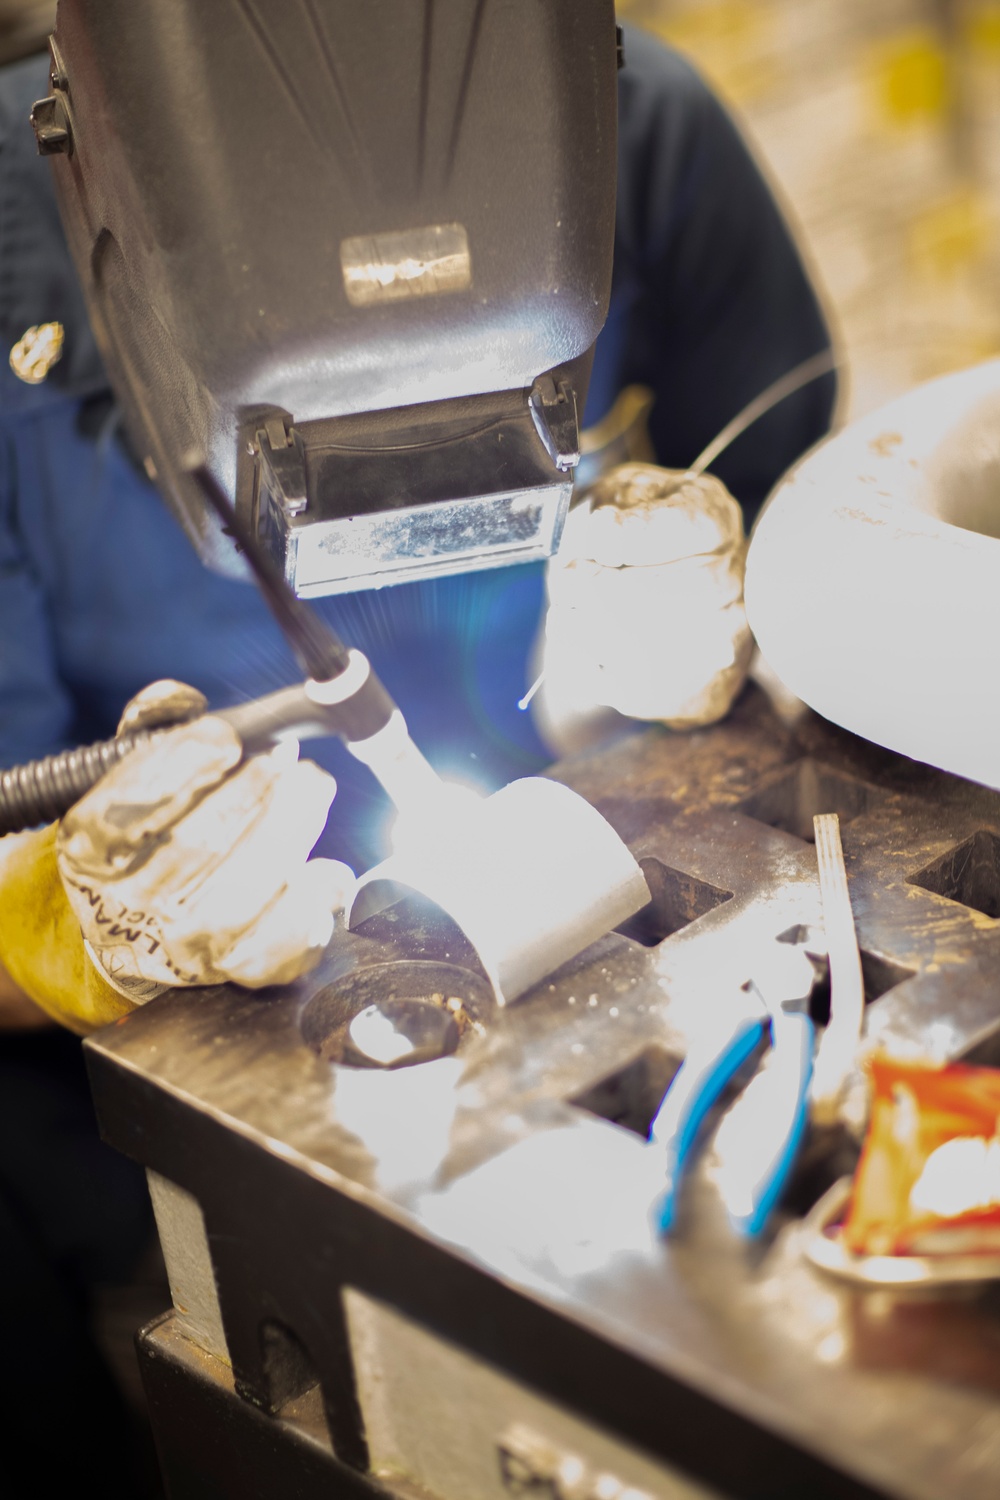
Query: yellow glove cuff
0 824 134 1034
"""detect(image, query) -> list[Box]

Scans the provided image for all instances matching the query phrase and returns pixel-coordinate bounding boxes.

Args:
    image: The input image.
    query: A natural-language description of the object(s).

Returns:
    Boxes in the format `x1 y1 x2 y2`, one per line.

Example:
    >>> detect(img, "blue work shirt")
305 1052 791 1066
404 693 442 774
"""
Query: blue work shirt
0 30 835 869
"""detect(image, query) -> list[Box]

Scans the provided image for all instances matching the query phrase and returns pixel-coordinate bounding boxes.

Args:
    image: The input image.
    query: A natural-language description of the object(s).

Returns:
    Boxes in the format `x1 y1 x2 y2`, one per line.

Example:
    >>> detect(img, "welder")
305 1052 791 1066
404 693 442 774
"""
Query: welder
0 22 835 1023
0 8 834 1494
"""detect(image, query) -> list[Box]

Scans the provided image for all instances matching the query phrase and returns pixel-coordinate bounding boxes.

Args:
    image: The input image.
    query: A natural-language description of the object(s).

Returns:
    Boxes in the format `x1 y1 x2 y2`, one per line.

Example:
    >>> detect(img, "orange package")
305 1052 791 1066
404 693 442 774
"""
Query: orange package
842 1055 1000 1257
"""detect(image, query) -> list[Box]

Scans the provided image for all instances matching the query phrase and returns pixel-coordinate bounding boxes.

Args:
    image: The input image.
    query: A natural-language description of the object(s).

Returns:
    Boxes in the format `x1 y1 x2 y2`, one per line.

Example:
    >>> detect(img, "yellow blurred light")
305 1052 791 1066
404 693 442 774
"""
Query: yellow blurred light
389 780 484 862
908 188 992 280
869 28 950 126
964 3 1000 57
639 0 777 107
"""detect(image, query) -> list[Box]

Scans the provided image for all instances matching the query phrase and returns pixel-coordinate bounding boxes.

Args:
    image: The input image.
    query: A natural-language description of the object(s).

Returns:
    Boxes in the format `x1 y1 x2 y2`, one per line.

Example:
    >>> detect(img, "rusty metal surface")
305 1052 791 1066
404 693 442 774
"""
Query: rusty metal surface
87 686 1000 1500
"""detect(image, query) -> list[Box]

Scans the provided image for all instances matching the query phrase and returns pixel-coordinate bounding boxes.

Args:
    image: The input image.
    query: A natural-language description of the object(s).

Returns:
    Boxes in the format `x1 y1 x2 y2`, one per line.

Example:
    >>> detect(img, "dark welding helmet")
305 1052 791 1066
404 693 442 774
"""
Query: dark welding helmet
33 0 618 595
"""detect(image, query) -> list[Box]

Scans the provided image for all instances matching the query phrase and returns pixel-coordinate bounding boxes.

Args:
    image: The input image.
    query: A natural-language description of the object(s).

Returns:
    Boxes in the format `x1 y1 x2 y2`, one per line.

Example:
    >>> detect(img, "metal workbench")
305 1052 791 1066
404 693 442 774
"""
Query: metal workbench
85 687 1000 1500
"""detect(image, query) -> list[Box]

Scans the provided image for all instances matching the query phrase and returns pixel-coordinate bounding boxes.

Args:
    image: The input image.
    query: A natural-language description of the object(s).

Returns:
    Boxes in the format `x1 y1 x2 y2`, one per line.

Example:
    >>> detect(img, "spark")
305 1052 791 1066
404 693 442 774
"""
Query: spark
517 671 545 711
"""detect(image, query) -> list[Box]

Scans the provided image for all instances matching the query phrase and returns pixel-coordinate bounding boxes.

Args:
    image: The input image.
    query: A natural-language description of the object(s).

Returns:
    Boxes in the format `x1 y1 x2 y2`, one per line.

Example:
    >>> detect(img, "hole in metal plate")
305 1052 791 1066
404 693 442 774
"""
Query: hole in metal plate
615 857 732 948
301 961 495 1069
738 759 879 843
799 948 916 1027
908 830 1000 919
570 1044 682 1138
259 1319 320 1413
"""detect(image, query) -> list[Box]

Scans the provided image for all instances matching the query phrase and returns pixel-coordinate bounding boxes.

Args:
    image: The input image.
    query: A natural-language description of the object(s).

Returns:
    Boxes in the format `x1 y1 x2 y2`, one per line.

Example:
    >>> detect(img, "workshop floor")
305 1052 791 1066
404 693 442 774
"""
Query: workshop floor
620 0 1000 421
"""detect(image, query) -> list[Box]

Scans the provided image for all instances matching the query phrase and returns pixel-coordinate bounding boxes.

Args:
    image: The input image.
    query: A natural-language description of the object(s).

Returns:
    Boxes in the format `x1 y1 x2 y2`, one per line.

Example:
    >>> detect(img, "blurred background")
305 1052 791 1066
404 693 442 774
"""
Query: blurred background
620 0 1000 421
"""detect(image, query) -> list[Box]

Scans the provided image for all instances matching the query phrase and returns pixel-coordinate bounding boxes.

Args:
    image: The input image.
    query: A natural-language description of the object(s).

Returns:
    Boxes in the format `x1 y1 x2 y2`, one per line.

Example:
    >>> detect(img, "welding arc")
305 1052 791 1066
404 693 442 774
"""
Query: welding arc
689 348 839 478
188 458 350 684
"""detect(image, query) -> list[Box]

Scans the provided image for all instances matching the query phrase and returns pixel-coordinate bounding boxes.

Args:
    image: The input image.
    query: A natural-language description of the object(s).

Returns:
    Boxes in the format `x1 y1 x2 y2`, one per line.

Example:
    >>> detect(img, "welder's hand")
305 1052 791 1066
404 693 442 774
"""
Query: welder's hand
534 464 753 754
56 702 352 1000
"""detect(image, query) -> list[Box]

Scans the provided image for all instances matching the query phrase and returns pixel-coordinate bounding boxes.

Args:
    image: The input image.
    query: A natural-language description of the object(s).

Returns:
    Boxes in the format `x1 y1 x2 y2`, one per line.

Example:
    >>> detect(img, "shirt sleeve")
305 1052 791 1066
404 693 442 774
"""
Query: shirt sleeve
0 422 76 768
602 27 837 523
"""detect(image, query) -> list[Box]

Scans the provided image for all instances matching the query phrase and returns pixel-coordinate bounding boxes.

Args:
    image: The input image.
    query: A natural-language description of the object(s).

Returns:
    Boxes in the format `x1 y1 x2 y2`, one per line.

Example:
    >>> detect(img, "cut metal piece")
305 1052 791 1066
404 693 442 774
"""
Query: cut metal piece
146 1169 230 1363
349 777 650 1005
255 418 308 519
811 812 865 1123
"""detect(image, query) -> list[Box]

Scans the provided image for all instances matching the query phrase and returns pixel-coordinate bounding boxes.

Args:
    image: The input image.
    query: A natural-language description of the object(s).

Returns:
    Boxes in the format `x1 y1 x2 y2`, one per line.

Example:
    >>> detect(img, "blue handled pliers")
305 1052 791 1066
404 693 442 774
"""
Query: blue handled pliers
650 940 817 1238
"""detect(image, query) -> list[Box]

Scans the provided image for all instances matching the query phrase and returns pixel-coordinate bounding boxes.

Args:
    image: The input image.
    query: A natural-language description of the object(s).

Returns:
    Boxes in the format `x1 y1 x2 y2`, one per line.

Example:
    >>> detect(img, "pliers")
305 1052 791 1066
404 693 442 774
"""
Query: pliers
650 935 818 1238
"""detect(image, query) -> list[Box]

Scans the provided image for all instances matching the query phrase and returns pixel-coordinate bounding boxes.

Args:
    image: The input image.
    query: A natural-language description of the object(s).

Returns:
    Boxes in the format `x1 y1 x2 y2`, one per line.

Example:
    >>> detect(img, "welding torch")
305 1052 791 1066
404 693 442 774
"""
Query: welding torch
0 462 440 838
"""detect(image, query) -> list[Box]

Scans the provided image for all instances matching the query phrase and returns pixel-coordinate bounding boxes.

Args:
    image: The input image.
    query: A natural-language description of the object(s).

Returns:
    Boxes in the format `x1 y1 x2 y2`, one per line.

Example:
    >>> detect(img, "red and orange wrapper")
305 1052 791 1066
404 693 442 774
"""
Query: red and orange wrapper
843 1055 1000 1257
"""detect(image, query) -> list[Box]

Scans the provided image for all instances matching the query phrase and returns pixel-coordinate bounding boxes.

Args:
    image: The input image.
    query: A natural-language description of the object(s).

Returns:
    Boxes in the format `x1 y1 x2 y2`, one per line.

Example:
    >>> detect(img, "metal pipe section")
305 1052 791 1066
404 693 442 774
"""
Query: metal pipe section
350 776 650 1004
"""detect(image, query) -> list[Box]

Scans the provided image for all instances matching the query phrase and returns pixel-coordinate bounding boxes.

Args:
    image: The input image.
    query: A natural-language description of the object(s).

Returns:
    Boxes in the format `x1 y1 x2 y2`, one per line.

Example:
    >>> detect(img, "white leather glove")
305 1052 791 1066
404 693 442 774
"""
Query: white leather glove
534 464 753 754
57 683 352 997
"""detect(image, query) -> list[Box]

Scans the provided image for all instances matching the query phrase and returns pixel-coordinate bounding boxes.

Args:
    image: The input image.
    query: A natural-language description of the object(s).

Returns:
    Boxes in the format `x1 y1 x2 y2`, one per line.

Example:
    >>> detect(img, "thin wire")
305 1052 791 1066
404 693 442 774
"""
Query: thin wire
689 347 838 478
517 672 545 712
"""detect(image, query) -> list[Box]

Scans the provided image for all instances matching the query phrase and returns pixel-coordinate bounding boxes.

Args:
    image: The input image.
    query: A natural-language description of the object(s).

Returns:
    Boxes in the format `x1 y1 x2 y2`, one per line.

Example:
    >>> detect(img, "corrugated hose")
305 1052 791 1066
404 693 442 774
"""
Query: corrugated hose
0 729 153 836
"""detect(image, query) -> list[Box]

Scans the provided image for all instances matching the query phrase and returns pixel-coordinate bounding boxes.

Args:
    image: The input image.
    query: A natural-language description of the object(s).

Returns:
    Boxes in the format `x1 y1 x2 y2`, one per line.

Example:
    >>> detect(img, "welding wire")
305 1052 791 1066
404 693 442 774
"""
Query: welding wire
517 671 545 711
187 457 350 684
810 812 865 1123
689 348 839 479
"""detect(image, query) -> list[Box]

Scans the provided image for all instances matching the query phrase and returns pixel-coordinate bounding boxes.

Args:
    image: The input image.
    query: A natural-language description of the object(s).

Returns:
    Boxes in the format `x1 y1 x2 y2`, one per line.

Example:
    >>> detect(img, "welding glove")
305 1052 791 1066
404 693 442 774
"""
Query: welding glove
0 683 352 1033
534 464 753 755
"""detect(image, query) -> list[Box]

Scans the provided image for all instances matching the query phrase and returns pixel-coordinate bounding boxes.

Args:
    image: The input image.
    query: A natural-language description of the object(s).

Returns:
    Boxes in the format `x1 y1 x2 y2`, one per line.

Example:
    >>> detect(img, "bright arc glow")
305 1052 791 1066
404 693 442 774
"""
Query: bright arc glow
390 779 486 861
349 710 443 815
354 776 648 1007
